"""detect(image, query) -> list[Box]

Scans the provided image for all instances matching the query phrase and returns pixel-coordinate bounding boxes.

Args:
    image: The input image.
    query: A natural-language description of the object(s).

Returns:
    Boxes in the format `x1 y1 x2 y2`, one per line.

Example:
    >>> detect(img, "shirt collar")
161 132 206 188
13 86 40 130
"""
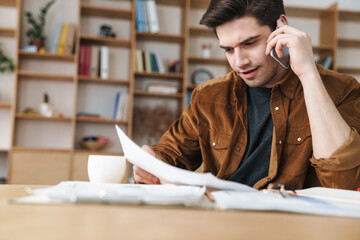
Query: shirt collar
274 69 299 100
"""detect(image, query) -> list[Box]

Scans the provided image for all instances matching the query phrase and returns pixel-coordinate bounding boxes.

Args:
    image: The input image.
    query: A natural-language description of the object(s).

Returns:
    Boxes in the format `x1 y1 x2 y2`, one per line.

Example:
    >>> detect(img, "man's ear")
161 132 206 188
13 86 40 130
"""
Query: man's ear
279 14 288 25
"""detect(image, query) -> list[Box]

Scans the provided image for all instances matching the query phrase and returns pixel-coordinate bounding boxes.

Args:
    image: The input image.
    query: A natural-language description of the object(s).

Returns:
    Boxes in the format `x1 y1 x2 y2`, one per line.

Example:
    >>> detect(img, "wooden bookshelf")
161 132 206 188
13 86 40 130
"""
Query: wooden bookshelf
18 50 76 62
188 56 228 65
136 32 186 43
18 70 75 82
338 38 360 48
134 90 183 98
15 113 73 122
80 35 132 48
134 71 184 79
0 102 11 109
80 3 132 19
0 0 16 7
0 27 16 37
78 75 130 85
76 116 128 125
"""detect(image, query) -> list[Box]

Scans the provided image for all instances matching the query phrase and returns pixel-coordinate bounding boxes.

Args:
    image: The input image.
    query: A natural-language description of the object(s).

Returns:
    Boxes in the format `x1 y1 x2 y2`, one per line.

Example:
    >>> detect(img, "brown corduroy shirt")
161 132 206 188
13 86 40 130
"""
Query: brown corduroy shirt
152 65 360 190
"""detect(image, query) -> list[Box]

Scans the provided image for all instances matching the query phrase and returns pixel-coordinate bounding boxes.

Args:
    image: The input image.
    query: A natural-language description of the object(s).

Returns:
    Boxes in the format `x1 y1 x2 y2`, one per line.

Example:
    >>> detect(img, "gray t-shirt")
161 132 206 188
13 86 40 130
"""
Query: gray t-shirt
228 87 273 186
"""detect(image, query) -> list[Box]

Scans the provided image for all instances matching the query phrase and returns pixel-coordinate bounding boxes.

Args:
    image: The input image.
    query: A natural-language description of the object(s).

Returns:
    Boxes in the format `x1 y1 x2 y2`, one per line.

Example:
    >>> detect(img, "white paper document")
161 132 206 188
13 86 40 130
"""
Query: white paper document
211 190 360 218
12 181 207 206
115 125 255 191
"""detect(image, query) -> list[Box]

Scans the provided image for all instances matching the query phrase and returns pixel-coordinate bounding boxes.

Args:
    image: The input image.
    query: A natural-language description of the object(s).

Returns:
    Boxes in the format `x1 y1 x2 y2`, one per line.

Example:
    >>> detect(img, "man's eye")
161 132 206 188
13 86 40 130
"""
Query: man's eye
245 41 256 46
224 48 233 53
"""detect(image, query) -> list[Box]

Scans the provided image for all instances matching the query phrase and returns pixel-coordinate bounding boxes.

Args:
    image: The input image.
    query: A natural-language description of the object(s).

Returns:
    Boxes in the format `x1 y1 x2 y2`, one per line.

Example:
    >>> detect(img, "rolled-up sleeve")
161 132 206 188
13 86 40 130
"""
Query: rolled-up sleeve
309 128 360 190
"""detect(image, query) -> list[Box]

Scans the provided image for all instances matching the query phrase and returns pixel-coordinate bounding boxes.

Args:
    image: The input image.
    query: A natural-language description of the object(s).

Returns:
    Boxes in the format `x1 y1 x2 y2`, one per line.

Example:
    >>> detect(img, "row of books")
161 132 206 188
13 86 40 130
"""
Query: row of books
135 49 165 73
136 0 159 33
113 92 129 121
79 45 109 79
50 23 76 54
146 82 179 94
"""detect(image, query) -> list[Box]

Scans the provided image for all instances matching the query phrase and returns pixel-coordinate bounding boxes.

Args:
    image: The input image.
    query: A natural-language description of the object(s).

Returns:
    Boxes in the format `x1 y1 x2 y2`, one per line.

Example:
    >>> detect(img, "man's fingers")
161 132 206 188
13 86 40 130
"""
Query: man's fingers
133 165 160 184
141 145 156 157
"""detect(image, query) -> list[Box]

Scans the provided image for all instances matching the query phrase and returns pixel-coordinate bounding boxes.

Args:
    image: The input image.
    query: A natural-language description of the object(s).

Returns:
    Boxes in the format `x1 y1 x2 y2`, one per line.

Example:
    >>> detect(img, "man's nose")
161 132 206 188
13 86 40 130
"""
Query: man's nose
234 48 250 69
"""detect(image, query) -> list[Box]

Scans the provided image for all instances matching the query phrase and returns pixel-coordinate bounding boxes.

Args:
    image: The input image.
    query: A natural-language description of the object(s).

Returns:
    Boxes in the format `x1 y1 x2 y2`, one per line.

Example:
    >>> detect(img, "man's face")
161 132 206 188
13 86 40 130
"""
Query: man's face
216 16 286 88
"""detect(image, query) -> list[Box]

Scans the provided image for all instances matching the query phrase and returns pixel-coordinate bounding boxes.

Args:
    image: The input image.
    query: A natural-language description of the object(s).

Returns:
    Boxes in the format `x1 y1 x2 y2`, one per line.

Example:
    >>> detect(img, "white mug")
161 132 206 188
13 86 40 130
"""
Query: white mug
87 155 127 183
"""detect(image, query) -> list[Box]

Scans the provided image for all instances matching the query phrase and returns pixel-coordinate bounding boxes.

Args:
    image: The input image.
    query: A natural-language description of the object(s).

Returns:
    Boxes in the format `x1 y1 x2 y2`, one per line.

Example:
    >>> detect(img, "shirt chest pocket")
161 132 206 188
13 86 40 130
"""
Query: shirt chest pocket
203 130 243 158
284 125 311 145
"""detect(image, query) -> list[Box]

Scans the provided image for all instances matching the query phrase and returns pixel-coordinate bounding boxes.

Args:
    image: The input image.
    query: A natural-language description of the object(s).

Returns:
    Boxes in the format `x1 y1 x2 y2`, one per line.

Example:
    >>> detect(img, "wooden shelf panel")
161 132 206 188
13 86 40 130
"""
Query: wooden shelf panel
0 0 16 7
338 38 360 48
18 70 75 82
188 56 228 64
337 66 360 73
80 35 131 48
339 10 360 21
18 50 76 62
312 44 335 52
136 32 185 43
81 3 132 19
78 75 130 85
134 90 183 98
190 0 210 9
15 113 73 122
0 102 11 108
134 71 184 79
0 27 15 37
189 26 213 37
74 149 123 155
12 146 72 152
0 149 9 153
156 0 185 7
285 6 336 18
76 117 128 125
187 84 197 90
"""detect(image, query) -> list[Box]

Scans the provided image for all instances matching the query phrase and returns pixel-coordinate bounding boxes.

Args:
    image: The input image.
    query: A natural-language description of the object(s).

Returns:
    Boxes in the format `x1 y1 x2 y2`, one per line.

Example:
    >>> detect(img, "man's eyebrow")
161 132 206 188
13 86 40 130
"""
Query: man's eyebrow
219 35 261 49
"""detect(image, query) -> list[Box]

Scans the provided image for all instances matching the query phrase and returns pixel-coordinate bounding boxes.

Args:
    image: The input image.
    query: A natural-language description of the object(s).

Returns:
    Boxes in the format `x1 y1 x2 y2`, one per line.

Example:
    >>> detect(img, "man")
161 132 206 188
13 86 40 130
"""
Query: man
133 0 360 190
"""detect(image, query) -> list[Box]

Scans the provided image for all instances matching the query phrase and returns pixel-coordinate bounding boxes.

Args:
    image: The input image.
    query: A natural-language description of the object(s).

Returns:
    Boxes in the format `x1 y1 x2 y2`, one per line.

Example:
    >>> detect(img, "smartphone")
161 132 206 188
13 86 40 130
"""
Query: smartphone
270 21 290 69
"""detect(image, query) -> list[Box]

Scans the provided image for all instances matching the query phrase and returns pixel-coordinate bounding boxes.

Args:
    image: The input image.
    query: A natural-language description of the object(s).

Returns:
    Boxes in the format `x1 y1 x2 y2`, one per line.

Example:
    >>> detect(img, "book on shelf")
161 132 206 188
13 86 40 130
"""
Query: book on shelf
135 49 165 73
113 92 129 121
100 46 109 79
145 0 160 33
147 82 179 94
136 0 145 32
57 23 68 54
136 0 159 33
64 24 76 54
56 23 76 55
90 46 100 77
135 49 143 72
49 23 62 53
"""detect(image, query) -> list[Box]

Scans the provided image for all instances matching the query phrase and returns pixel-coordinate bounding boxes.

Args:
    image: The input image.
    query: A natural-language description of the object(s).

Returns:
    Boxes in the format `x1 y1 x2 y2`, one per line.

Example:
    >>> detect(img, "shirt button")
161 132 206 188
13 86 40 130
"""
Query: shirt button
297 137 302 142
275 107 279 111
237 148 241 152
279 140 282 144
212 142 216 147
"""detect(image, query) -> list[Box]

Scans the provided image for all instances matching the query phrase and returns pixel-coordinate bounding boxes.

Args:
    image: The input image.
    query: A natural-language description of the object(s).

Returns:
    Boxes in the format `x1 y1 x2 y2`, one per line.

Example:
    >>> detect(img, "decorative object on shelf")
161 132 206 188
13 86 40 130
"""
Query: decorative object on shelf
99 24 116 38
80 135 110 151
0 43 14 73
39 93 53 117
191 68 214 85
133 106 176 146
23 107 38 115
201 43 212 58
24 0 56 51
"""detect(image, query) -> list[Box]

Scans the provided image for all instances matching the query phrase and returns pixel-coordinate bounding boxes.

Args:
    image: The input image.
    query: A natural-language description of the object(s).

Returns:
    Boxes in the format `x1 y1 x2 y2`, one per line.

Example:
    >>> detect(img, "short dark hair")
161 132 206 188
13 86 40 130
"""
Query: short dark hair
200 0 285 33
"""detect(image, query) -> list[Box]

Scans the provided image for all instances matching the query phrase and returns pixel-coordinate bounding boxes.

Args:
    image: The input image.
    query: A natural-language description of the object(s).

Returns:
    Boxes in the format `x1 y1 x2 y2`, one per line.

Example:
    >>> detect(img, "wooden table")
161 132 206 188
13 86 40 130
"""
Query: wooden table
0 184 360 240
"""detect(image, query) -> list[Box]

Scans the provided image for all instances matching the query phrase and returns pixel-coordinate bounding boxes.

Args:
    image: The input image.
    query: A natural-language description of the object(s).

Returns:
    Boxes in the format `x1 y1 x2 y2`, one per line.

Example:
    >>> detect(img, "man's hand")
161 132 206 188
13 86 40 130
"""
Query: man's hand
132 145 160 184
265 18 317 82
